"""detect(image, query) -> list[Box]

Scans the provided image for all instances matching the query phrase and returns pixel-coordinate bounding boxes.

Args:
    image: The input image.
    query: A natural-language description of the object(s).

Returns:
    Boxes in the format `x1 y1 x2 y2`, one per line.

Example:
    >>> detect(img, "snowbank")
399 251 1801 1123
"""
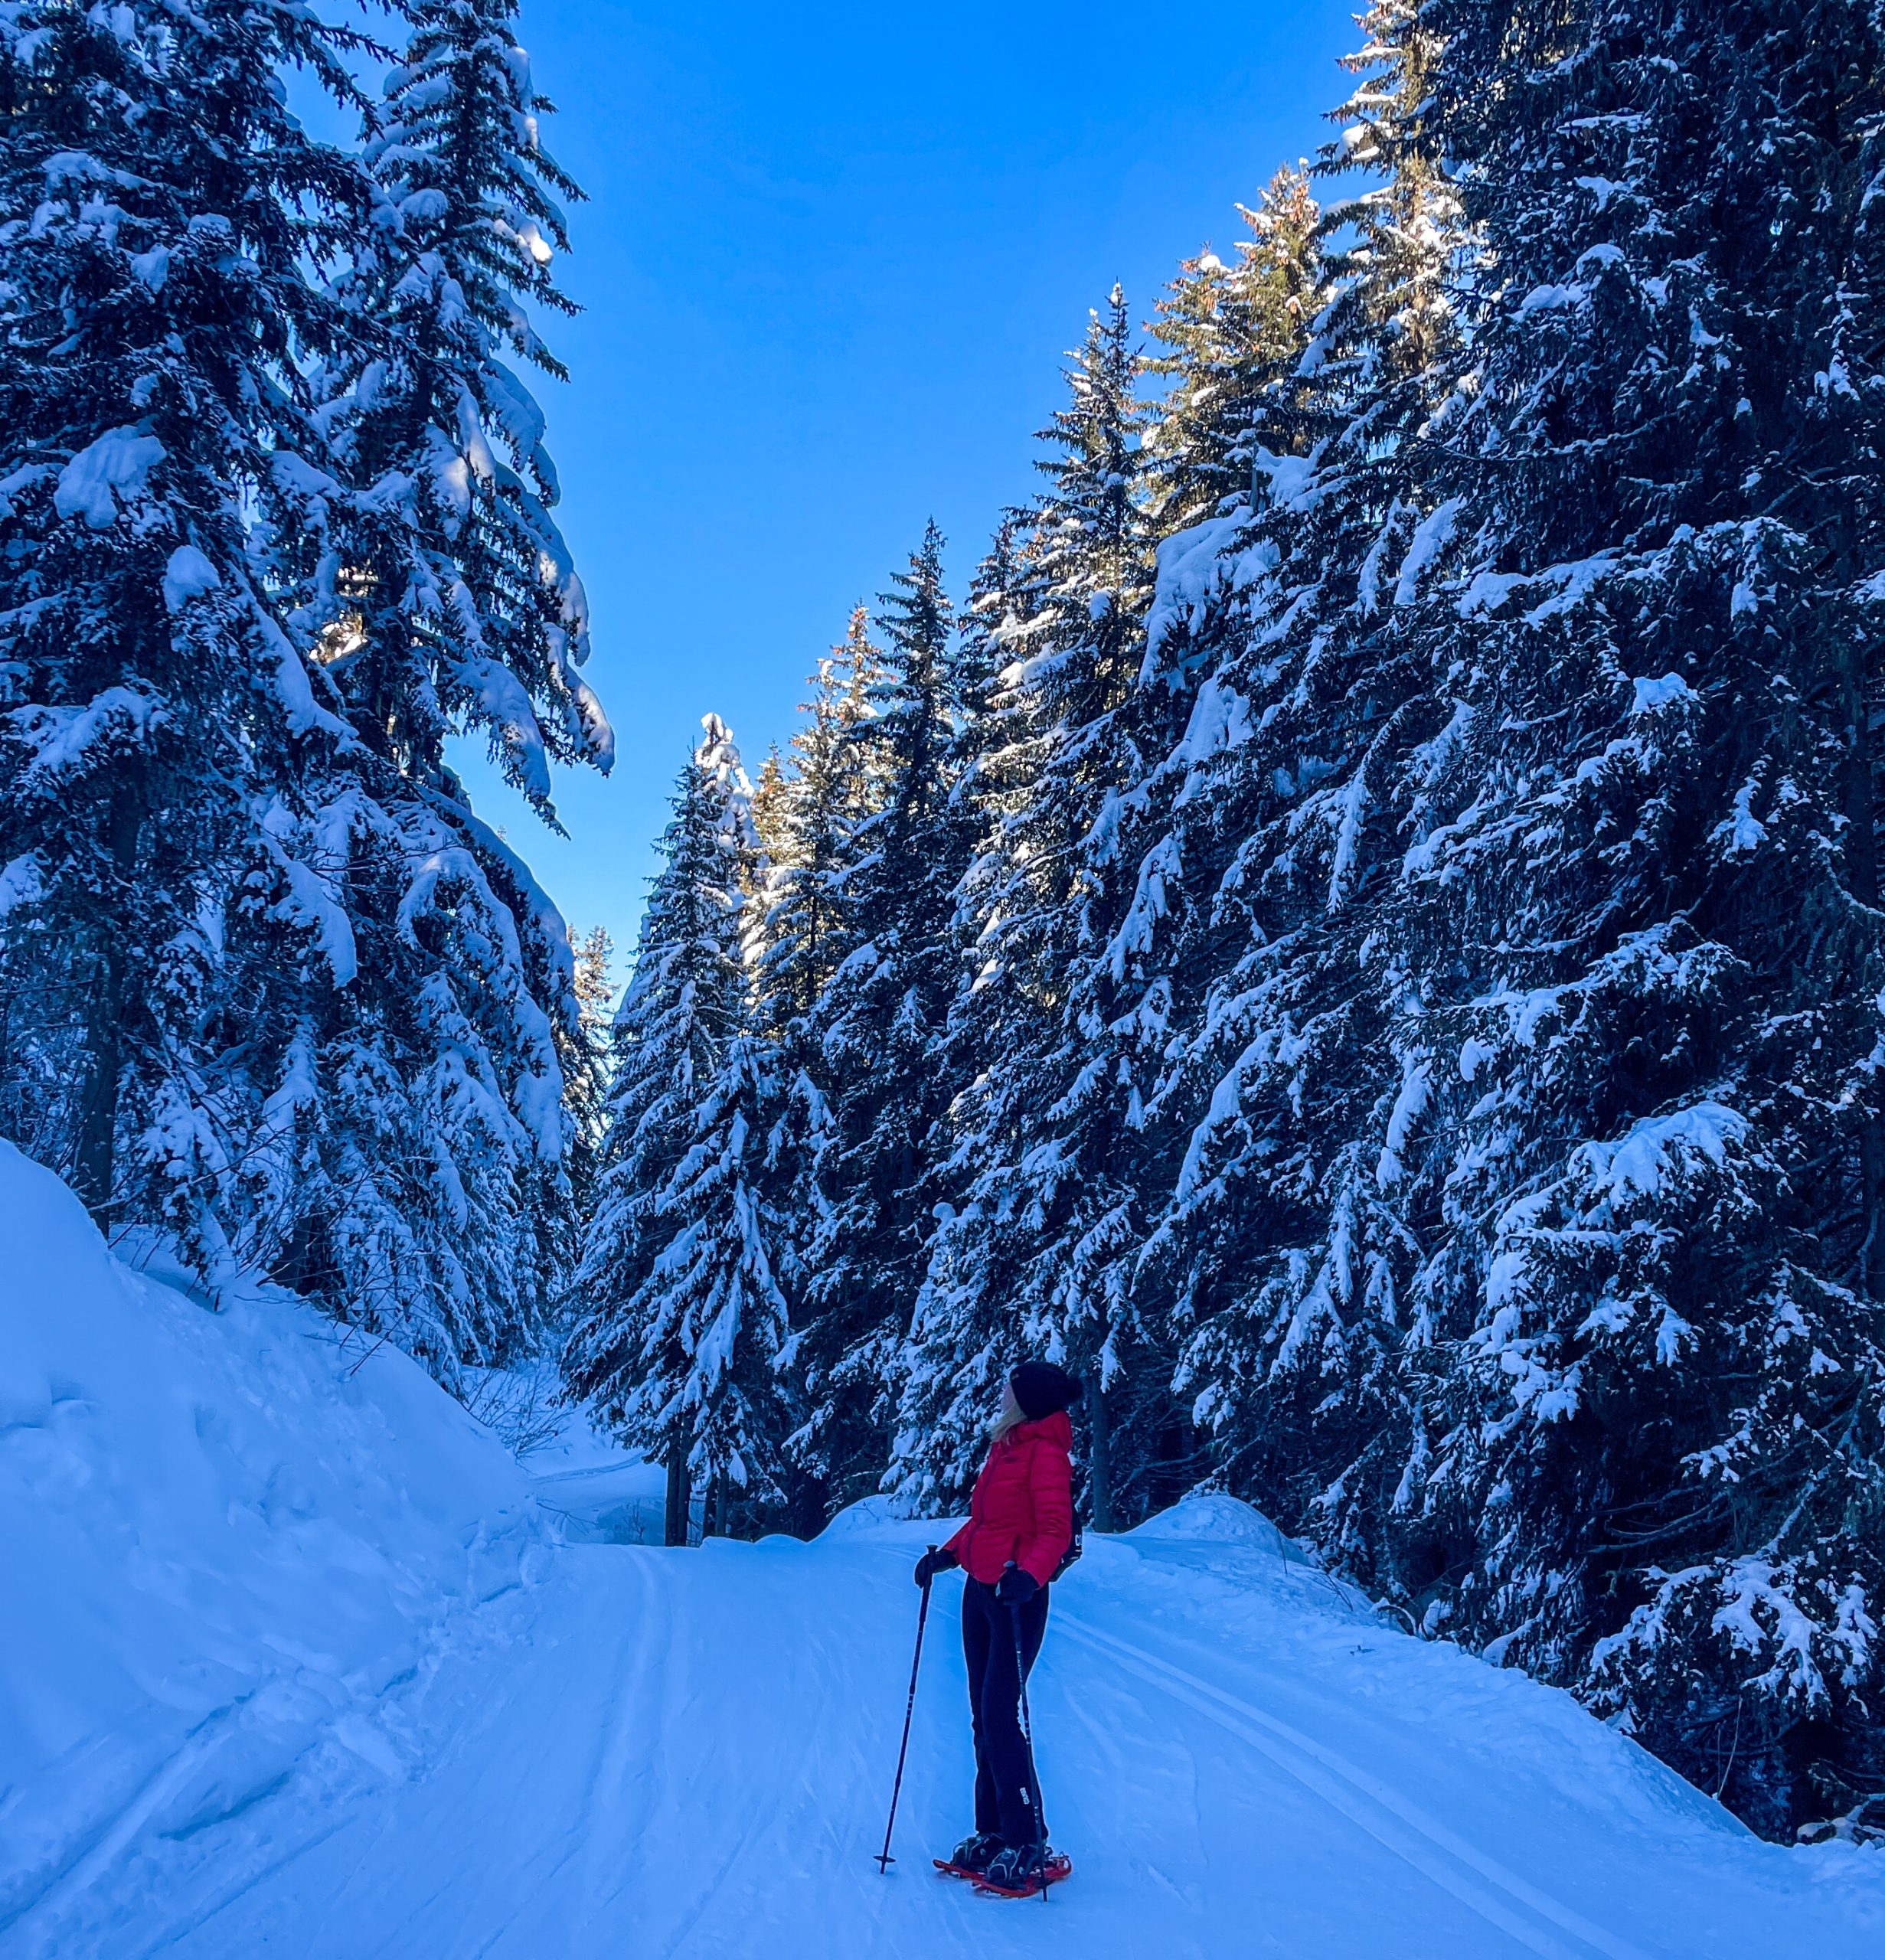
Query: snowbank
0 1142 539 1942
1124 1490 1291 1545
813 1494 918 1540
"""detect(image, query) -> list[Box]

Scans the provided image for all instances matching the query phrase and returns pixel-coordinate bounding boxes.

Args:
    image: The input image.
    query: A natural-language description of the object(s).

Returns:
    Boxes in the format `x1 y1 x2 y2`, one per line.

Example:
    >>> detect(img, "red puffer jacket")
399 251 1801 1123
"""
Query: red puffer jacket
944 1409 1073 1586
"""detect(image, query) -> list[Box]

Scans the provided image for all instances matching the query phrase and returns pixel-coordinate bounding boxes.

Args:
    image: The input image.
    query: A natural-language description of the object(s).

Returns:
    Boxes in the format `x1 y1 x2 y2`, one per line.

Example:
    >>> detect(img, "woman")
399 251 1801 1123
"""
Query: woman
914 1360 1082 1896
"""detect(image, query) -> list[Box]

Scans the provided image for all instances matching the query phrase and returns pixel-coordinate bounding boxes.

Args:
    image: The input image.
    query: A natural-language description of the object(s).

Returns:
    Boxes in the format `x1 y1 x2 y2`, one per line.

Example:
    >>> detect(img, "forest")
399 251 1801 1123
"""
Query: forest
3 0 1882 1845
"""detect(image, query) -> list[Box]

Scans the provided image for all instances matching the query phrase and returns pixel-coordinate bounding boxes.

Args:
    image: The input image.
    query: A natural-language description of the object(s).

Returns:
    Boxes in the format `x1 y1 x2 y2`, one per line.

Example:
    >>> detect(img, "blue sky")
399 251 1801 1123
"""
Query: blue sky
450 0 1358 978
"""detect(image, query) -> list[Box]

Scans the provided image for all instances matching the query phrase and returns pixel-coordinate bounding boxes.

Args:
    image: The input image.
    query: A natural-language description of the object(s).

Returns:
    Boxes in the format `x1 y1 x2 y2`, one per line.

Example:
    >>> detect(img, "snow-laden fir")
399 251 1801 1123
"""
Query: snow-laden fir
0 0 609 1377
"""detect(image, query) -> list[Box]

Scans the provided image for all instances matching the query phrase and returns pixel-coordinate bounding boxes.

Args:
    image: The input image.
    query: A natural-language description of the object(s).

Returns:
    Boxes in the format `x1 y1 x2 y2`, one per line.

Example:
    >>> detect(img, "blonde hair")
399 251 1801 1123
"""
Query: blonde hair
989 1379 1025 1443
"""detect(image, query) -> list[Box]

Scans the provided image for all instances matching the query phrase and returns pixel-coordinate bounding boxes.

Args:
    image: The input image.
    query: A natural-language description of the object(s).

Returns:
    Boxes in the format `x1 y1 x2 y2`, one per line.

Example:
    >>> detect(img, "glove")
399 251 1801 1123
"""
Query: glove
995 1563 1040 1606
915 1546 958 1588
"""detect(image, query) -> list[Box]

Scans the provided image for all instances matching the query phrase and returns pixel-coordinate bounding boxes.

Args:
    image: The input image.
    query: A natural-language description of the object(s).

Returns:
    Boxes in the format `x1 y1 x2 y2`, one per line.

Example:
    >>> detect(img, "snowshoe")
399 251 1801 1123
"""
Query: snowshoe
972 1843 1072 1897
933 1831 1003 1880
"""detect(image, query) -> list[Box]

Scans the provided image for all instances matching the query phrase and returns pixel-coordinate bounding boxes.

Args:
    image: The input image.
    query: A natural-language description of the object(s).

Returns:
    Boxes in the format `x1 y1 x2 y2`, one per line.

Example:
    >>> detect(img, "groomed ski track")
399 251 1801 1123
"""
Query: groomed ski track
47 1498 1884 1959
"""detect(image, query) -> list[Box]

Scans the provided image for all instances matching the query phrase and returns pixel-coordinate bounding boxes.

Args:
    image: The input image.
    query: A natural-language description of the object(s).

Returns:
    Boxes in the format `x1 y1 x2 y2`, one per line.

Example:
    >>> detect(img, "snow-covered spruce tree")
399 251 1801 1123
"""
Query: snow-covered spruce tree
567 720 791 1540
315 0 604 807
950 512 1041 768
1142 165 1321 541
0 1 375 1277
1042 177 1331 1522
238 0 610 1372
895 292 1178 1526
1137 0 1468 1574
887 508 1057 1512
789 524 972 1518
638 1021 797 1538
566 923 616 1222
1357 0 1885 1838
923 508 1050 1131
231 787 587 1373
742 617 886 1529
755 608 877 1034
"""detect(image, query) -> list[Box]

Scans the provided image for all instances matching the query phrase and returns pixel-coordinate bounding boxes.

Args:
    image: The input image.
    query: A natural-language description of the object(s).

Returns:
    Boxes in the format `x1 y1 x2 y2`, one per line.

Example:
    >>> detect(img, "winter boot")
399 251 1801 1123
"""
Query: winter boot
934 1831 1003 1878
974 1841 1073 1896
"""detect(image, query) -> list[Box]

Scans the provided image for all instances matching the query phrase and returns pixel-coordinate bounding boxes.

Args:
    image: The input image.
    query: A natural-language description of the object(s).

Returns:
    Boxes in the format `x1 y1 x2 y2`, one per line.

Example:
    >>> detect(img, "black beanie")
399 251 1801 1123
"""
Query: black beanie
1011 1360 1083 1423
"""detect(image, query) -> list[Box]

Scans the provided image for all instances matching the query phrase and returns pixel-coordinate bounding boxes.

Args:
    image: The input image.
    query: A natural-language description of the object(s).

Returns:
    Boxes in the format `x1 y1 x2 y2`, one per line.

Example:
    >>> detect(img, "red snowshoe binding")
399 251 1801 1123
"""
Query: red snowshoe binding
973 1842 1073 1897
933 1831 1003 1880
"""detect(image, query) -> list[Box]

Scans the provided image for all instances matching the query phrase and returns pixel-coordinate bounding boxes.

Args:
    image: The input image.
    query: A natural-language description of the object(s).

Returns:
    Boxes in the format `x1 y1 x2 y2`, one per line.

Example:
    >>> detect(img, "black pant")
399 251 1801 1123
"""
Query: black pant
961 1576 1050 1847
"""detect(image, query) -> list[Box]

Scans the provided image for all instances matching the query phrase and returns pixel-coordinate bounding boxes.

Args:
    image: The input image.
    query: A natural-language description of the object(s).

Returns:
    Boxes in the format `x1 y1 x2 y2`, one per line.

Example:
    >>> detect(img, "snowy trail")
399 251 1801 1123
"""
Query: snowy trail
49 1501 1884 1960
12 1142 1872 1958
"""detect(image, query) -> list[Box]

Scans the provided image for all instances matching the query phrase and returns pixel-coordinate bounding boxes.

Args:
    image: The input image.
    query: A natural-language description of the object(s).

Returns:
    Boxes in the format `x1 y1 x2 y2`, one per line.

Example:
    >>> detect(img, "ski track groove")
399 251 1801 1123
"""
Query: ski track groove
1060 1612 1649 1960
645 1560 833 1960
135 1815 356 1960
456 1560 664 1960
1 1697 269 1954
579 1551 668 1919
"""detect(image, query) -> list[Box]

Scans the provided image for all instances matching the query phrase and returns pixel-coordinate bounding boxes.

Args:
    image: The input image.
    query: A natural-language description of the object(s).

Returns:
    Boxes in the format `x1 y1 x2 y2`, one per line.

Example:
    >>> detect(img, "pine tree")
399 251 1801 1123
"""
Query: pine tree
566 923 616 1218
743 615 874 1527
313 0 606 811
567 720 775 1540
1143 165 1321 538
755 609 878 1032
234 0 610 1371
791 526 969 1517
1358 0 1885 1836
928 510 1049 1123
895 293 1174 1525
1103 0 1885 1841
639 1024 796 1535
1136 0 1468 1581
0 1 374 1280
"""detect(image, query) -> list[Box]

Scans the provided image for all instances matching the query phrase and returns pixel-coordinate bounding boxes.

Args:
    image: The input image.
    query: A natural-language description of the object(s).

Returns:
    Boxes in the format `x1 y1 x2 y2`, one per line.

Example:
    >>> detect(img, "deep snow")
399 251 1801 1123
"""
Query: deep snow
4 1141 1883 1958
0 1139 542 1951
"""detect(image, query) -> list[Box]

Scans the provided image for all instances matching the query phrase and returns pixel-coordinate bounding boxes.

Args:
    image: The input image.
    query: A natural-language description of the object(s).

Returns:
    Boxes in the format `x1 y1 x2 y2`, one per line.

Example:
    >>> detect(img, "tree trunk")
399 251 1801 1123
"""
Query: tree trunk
1862 1122 1885 1304
664 1446 693 1548
1086 1367 1116 1532
71 792 141 1226
70 957 121 1223
1843 645 1885 1298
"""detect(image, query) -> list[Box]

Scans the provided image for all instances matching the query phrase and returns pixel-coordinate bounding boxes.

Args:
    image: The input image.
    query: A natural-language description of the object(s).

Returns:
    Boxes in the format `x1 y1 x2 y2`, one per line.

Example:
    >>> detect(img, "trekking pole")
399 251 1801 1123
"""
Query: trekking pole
1011 1602 1050 1906
875 1547 936 1873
